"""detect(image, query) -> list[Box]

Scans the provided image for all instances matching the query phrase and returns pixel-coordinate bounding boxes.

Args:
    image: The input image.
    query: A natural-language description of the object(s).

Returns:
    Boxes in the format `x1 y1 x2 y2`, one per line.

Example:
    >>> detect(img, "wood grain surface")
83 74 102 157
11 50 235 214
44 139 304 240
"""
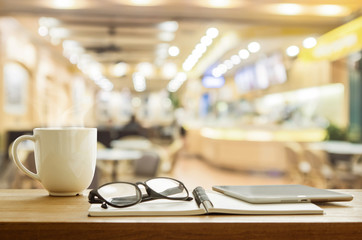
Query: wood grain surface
1 189 362 240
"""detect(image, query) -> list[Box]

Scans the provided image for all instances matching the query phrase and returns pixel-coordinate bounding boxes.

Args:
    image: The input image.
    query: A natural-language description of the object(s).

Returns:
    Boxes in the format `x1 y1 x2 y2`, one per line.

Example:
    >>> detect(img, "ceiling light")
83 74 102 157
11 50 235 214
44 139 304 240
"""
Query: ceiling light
303 37 317 49
238 49 250 59
218 64 227 73
136 62 154 77
212 68 221 77
133 73 146 92
62 40 84 61
206 27 219 39
131 0 152 5
194 44 207 57
99 78 114 92
62 40 79 50
158 32 174 42
38 26 48 37
49 27 69 39
76 54 92 73
168 46 180 57
182 27 219 72
315 5 347 16
156 43 169 58
75 54 112 91
167 72 187 92
158 21 179 32
112 62 129 77
52 0 75 9
224 60 233 70
208 0 230 8
276 4 302 15
162 62 178 79
38 17 59 28
231 55 241 65
69 54 79 64
248 42 261 53
201 36 213 46
286 45 300 57
211 63 227 78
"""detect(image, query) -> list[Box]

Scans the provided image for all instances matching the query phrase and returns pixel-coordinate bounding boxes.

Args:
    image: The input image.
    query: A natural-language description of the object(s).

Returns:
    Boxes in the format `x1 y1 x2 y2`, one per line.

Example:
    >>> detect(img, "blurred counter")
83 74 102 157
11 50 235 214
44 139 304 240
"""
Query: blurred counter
184 126 326 172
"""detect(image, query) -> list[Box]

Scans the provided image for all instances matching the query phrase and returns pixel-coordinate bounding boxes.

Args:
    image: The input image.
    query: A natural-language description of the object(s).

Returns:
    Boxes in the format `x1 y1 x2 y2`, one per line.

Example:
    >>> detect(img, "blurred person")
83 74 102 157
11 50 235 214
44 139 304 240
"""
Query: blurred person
120 114 147 138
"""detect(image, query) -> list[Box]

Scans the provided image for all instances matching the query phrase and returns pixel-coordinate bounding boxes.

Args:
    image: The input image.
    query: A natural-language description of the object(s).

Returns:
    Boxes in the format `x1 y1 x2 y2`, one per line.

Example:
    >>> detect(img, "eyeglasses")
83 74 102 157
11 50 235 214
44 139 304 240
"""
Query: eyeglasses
88 177 193 209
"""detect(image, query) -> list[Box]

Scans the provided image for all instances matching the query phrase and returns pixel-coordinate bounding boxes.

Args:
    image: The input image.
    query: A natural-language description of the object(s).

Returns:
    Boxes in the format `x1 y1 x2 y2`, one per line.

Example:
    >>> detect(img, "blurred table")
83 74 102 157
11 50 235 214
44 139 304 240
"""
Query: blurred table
309 141 362 170
1 189 362 240
97 149 143 181
97 149 143 161
310 141 362 155
110 139 152 150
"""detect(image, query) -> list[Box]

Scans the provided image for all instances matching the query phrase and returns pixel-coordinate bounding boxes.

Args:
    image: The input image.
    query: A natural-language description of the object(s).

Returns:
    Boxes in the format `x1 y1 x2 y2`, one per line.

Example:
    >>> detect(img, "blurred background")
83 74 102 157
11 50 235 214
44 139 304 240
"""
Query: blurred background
0 0 362 190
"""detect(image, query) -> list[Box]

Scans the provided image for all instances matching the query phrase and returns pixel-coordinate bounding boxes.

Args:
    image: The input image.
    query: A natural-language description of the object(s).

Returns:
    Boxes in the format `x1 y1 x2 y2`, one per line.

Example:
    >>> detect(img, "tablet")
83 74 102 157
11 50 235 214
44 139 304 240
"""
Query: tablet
212 184 353 203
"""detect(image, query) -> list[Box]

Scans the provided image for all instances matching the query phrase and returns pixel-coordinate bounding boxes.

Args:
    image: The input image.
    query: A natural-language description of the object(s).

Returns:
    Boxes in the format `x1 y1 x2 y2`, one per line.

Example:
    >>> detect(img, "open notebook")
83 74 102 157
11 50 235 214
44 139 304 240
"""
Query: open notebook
88 187 323 216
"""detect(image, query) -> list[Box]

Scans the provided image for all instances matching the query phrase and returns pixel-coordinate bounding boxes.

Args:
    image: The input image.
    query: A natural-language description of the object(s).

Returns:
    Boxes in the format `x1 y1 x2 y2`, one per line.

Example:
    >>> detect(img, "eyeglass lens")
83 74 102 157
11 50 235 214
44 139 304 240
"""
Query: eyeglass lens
96 178 188 207
146 178 188 198
98 183 141 206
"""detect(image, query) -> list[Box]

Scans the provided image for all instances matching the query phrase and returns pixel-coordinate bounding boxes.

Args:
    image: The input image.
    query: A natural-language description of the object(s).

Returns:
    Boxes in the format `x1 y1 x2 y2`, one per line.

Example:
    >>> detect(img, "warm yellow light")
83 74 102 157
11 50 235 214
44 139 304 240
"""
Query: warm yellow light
136 62 154 77
303 37 317 49
315 5 348 16
206 27 219 39
238 49 249 59
248 42 260 53
168 46 180 57
286 45 300 57
276 3 303 15
52 0 75 9
124 0 163 6
131 0 152 5
162 62 177 79
208 0 230 8
38 26 48 37
112 62 129 77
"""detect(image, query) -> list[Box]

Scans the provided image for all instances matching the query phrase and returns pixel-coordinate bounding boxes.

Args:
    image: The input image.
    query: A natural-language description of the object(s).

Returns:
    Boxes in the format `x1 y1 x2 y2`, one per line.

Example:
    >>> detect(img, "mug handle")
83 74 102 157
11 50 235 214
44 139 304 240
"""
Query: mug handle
11 135 40 181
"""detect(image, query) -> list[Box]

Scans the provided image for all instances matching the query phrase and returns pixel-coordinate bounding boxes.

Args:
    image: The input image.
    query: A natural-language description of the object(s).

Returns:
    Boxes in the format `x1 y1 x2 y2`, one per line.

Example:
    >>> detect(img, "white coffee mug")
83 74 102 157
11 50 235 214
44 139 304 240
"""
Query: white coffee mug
12 127 97 196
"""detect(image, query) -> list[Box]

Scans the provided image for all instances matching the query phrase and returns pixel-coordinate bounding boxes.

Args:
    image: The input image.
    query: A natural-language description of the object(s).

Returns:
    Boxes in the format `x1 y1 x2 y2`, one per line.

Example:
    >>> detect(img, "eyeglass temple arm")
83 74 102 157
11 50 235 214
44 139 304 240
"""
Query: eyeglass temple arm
140 194 193 202
136 181 185 198
88 190 103 204
141 184 192 202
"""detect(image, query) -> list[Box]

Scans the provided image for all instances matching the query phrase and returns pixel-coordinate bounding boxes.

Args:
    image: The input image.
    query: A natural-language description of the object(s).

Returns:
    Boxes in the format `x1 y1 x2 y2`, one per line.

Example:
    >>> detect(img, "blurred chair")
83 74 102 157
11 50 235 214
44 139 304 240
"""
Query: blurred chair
134 151 160 178
351 154 362 188
304 148 335 188
305 146 362 189
352 154 362 176
118 135 149 141
284 142 311 185
94 142 113 186
164 138 184 174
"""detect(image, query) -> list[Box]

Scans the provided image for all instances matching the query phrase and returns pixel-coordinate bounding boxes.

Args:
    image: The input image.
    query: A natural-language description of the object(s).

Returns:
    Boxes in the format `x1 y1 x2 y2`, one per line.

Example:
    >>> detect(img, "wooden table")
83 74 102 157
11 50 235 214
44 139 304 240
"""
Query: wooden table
1 189 362 240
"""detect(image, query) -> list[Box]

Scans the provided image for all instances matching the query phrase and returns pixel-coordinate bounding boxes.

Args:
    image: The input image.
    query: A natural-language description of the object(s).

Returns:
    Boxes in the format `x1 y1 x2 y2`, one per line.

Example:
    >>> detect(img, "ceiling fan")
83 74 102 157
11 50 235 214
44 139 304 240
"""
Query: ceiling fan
85 26 122 54
85 44 121 54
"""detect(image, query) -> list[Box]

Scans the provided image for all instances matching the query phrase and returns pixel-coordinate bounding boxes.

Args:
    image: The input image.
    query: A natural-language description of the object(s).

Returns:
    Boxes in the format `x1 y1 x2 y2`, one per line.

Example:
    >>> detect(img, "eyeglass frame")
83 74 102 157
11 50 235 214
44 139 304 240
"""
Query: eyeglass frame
88 177 193 209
